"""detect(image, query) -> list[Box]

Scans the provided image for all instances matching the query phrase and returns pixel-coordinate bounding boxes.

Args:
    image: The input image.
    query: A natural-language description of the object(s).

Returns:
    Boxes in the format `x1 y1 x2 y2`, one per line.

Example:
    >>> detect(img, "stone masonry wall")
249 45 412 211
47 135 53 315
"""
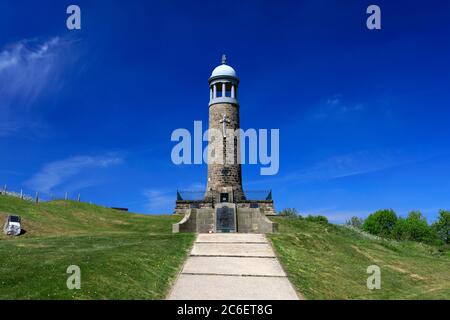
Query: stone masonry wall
175 200 276 215
237 208 278 233
173 207 277 234
172 208 215 233
206 103 244 201
237 201 276 215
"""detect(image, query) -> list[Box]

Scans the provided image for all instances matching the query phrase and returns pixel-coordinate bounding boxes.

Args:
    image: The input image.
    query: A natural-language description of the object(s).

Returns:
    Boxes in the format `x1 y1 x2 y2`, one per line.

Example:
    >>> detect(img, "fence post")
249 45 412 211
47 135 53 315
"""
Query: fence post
3 184 6 195
35 192 39 204
20 189 23 199
65 192 68 201
77 194 81 202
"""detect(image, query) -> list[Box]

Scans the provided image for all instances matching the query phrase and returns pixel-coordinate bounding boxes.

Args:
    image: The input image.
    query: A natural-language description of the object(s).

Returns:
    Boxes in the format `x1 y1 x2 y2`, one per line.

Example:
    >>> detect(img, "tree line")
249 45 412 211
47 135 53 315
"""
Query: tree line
278 207 449 246
346 209 449 246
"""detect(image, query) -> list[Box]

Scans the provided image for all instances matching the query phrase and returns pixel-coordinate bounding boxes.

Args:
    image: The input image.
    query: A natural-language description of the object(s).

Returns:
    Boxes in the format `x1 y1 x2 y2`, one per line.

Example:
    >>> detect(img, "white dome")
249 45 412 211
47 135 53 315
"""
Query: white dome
211 64 237 78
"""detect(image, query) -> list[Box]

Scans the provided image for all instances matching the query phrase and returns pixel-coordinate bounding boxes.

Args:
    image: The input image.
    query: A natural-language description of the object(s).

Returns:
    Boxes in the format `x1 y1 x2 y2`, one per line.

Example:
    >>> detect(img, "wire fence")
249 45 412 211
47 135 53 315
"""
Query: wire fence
0 184 85 204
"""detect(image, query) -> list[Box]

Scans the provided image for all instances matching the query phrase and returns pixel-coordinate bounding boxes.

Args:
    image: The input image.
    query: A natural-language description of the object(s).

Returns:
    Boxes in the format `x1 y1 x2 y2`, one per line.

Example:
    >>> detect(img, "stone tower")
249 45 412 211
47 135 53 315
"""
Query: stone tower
205 55 245 202
173 55 277 233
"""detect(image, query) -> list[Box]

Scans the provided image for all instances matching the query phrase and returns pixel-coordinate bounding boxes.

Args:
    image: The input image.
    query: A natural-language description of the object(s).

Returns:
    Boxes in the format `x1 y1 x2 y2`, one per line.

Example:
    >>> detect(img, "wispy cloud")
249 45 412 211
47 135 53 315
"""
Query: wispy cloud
284 150 414 184
0 37 76 136
25 155 122 194
312 94 364 119
179 182 205 191
143 189 173 213
247 149 433 187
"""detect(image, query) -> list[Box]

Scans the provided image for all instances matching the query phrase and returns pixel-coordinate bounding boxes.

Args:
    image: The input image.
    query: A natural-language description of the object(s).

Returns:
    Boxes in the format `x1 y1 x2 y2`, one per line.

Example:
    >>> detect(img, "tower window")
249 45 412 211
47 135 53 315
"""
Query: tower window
215 84 223 98
212 83 237 99
225 83 233 97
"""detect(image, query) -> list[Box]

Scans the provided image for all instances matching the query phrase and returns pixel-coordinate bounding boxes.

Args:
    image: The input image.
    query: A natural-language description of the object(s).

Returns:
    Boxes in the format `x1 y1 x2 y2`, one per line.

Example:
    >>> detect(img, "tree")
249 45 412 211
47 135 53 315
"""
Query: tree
392 217 407 240
346 216 364 229
305 215 329 224
432 210 450 244
363 209 397 238
278 208 299 218
393 211 433 243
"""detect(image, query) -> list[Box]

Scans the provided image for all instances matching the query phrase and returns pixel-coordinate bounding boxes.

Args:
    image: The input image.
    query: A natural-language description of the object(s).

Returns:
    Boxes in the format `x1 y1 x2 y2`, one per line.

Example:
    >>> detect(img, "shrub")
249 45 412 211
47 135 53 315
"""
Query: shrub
346 216 364 229
392 218 407 240
278 208 299 218
393 211 434 243
432 210 450 244
363 209 397 238
305 215 328 224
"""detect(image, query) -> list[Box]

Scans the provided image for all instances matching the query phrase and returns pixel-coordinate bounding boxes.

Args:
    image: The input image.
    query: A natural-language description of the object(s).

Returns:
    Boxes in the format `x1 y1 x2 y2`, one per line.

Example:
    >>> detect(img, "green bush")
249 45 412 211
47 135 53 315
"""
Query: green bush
278 208 299 218
277 206 448 247
305 215 329 224
346 216 364 229
432 210 450 244
392 211 434 243
363 209 397 238
392 218 407 240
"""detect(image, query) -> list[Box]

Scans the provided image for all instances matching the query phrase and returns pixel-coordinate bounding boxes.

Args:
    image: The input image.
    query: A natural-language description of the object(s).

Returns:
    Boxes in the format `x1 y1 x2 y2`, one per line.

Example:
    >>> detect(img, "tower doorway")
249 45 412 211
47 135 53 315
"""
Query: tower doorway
220 193 229 203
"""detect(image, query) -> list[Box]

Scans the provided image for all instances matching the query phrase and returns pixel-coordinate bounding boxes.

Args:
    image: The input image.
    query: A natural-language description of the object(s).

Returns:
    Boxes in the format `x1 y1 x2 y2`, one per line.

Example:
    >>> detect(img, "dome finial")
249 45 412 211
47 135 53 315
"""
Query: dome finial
221 54 227 65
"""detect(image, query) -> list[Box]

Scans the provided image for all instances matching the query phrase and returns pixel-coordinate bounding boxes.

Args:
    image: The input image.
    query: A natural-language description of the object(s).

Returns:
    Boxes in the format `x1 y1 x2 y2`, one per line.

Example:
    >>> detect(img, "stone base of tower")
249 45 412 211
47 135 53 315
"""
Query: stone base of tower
172 203 278 234
175 200 276 216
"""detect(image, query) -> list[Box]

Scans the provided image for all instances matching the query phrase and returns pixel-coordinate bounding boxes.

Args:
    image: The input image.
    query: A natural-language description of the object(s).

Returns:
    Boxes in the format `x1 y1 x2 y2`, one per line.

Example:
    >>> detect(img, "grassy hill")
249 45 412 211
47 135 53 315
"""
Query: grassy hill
1 195 449 300
269 217 450 299
0 195 194 300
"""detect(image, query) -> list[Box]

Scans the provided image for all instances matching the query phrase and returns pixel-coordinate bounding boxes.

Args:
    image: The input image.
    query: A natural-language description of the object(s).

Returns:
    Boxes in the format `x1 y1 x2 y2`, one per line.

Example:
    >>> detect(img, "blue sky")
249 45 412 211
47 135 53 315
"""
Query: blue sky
1 0 450 223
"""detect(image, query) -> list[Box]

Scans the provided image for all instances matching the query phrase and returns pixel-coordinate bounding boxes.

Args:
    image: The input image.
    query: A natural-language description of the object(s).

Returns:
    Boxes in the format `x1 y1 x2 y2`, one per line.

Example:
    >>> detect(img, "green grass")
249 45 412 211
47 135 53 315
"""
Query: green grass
0 195 194 300
2 195 449 300
269 217 450 300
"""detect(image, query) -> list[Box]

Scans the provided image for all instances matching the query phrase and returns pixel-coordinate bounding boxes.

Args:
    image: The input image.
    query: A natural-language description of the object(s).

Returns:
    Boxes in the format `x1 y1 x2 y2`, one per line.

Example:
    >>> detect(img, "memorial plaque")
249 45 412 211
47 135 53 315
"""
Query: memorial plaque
216 206 236 232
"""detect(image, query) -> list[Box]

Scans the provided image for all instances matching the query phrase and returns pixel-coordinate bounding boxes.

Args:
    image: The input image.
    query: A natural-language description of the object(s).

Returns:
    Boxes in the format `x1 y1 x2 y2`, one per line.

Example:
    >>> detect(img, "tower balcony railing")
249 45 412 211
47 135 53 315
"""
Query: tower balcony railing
176 190 210 202
243 190 273 201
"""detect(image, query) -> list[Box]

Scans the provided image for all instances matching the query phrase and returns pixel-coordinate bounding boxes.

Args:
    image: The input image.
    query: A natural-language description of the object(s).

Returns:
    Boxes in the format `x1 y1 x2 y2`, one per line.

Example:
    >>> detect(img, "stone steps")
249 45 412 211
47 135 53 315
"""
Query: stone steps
167 233 300 300
191 242 275 257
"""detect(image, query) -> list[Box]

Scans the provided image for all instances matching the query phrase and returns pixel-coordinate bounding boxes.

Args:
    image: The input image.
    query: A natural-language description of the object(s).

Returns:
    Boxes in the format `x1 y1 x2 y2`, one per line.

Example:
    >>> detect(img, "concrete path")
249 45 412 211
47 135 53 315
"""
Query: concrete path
167 233 300 300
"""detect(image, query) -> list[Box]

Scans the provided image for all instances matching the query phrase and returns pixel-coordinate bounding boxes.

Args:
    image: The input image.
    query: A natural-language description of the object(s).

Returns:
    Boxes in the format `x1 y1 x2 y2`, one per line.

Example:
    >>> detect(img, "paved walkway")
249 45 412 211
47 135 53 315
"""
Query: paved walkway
167 233 300 300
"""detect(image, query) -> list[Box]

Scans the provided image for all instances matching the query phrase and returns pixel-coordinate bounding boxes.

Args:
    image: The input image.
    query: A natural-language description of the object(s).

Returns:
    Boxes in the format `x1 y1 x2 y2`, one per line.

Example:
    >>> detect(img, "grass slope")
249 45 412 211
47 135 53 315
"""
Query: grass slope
269 217 450 300
0 195 194 300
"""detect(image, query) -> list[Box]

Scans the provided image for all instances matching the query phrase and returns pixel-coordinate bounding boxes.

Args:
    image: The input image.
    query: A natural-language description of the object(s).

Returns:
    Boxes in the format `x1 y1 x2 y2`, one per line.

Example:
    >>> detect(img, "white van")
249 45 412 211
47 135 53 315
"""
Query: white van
3 215 22 236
